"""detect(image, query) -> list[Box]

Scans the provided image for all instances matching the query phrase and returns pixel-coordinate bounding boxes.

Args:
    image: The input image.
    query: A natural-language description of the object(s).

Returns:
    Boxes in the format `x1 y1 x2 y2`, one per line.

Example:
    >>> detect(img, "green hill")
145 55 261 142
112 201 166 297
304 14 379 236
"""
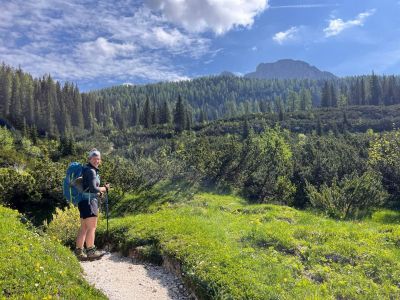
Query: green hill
99 192 400 299
0 206 106 299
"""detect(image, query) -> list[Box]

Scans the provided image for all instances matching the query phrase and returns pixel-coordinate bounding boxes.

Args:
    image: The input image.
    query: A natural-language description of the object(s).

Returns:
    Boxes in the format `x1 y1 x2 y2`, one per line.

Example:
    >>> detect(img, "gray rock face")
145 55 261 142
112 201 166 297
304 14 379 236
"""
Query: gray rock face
244 59 337 80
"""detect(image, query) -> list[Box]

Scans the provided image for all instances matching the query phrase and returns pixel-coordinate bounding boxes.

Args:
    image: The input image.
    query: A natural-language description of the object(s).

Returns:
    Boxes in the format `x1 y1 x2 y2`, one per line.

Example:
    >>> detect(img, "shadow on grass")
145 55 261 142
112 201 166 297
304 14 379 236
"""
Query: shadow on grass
108 179 200 217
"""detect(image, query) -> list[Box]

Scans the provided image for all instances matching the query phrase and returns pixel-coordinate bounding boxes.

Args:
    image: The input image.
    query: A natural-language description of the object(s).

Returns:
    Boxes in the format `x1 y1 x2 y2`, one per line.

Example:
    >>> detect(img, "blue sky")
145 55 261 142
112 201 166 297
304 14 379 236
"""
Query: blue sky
0 0 399 91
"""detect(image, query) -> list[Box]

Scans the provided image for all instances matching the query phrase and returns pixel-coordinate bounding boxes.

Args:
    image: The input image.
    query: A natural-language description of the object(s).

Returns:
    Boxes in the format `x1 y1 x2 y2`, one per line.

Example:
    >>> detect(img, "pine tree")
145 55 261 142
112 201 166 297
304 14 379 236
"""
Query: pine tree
71 84 84 129
300 89 312 111
370 72 381 105
199 107 208 124
316 117 322 136
274 96 285 121
342 111 351 132
185 107 192 130
321 82 330 107
349 79 360 105
159 100 171 125
142 97 152 128
174 95 186 132
288 91 299 112
10 72 22 127
152 103 159 125
330 83 337 107
131 102 139 126
242 118 250 140
23 74 35 125
383 75 396 106
0 64 12 118
360 77 367 105
44 75 58 136
30 124 38 144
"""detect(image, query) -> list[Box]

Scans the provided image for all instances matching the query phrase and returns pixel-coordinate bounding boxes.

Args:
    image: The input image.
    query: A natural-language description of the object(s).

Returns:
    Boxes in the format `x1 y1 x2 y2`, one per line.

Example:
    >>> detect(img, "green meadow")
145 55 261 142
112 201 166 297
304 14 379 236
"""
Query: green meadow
0 206 106 300
98 192 400 299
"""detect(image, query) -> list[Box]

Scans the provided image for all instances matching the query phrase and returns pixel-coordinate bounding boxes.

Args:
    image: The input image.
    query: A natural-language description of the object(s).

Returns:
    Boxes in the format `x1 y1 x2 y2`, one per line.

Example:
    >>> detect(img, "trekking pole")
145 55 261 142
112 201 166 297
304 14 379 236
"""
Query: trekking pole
105 185 110 253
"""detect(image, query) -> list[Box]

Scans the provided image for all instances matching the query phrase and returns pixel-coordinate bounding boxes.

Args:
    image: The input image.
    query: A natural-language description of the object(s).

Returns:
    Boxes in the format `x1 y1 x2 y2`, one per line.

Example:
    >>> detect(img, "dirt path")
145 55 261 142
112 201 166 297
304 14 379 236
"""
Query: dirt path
80 252 192 300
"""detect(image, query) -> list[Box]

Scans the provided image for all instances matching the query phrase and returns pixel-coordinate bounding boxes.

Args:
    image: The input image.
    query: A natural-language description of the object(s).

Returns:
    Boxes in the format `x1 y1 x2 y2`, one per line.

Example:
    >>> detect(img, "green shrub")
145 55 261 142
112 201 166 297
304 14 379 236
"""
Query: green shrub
292 133 370 207
0 167 40 208
241 127 295 203
20 137 42 157
0 205 106 299
369 130 400 206
0 126 14 151
29 159 65 207
306 171 387 219
44 204 80 248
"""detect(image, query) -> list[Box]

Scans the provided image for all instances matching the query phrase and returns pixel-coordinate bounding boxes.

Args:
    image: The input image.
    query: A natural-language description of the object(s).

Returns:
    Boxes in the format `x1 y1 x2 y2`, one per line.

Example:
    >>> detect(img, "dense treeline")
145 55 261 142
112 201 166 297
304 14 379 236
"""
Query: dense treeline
1 63 400 137
95 73 400 123
0 63 192 136
1 62 400 221
0 63 86 137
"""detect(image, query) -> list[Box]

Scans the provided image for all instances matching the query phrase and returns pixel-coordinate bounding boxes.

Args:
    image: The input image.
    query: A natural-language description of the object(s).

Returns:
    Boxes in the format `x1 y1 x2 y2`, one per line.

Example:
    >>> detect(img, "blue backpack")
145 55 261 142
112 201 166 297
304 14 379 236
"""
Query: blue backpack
63 162 85 205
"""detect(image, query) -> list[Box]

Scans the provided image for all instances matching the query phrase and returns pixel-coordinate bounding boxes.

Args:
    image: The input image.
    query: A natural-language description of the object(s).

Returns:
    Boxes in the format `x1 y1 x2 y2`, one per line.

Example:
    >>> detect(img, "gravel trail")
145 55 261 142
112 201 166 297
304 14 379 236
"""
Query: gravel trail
80 252 192 300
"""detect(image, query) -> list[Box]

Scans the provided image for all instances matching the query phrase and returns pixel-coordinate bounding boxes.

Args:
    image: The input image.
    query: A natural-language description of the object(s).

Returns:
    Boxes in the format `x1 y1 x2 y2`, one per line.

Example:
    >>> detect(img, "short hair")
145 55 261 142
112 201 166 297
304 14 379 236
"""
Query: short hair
88 148 101 159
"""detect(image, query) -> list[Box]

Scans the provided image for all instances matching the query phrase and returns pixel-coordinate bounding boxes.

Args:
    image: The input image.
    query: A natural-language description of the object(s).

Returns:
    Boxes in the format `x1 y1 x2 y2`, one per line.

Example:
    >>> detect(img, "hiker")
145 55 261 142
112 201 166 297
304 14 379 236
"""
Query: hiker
74 148 110 260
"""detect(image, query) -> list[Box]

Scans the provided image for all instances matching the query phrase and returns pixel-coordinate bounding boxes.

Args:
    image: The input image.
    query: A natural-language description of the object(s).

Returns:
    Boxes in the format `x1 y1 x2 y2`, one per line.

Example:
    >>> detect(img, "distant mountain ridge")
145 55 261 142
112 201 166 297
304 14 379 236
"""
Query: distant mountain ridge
244 59 337 80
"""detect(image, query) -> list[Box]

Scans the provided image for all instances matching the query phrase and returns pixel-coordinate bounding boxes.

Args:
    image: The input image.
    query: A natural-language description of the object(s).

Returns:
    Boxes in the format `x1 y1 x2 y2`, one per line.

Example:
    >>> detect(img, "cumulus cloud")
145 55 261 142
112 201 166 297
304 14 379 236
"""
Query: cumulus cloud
144 0 269 35
75 38 137 60
273 27 299 44
0 0 216 86
324 9 376 37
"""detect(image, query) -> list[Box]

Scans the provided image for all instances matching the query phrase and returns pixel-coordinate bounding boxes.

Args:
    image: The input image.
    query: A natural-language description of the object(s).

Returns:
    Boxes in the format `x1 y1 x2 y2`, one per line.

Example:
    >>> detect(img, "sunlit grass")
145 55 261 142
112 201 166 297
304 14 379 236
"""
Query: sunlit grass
99 192 400 299
0 206 106 299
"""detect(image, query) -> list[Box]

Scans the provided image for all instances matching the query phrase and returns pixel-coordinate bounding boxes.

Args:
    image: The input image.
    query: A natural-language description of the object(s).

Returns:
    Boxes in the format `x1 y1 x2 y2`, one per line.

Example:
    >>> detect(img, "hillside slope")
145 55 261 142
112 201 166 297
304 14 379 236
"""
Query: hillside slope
98 193 400 299
0 206 106 299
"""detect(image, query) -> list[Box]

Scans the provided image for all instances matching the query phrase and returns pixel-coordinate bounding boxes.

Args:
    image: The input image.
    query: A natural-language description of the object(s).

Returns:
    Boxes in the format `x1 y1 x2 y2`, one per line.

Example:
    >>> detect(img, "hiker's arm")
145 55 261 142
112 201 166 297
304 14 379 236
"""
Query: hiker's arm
99 183 110 193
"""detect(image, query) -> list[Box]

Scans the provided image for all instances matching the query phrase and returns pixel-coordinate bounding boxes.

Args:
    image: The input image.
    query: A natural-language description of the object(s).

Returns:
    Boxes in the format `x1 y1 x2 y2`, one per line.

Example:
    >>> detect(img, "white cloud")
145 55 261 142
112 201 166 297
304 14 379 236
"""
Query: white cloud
75 38 137 60
324 9 376 37
251 46 258 51
273 27 299 44
0 0 217 85
144 0 269 35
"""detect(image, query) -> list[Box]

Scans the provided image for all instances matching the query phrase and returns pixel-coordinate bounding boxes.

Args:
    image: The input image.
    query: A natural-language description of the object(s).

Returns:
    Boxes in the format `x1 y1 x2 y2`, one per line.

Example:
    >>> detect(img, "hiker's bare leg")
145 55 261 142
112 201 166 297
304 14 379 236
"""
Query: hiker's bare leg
76 218 88 249
84 216 98 248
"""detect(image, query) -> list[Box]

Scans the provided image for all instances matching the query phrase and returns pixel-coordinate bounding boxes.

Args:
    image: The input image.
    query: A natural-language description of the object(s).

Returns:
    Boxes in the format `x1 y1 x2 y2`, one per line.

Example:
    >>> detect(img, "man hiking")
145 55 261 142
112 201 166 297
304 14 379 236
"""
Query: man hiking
74 148 110 261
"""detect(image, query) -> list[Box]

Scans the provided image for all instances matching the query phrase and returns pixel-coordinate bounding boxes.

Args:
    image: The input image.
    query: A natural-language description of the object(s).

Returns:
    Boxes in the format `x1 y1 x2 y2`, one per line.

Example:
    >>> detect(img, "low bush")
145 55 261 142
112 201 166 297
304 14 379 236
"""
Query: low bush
0 126 14 151
306 171 387 219
0 167 40 208
44 204 80 248
369 129 400 207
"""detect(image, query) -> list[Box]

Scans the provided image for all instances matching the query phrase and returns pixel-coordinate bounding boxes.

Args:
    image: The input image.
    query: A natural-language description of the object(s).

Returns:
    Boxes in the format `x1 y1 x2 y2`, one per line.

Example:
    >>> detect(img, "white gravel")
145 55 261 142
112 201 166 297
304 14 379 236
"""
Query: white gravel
80 252 192 300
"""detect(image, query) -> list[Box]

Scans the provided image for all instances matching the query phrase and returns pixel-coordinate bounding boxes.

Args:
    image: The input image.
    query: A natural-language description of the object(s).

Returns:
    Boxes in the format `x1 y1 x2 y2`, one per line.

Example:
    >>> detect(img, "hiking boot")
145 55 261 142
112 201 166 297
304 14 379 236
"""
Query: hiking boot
74 248 87 261
86 246 105 260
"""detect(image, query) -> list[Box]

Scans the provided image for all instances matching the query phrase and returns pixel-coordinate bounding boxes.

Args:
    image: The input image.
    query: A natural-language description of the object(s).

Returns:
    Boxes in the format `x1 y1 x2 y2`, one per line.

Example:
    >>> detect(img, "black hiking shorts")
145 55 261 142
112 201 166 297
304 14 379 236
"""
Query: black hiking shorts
78 199 99 219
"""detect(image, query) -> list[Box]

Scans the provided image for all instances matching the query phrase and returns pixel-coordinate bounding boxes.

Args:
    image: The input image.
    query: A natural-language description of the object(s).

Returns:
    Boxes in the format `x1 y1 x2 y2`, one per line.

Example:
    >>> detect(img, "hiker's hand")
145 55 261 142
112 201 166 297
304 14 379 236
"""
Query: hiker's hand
105 183 110 192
